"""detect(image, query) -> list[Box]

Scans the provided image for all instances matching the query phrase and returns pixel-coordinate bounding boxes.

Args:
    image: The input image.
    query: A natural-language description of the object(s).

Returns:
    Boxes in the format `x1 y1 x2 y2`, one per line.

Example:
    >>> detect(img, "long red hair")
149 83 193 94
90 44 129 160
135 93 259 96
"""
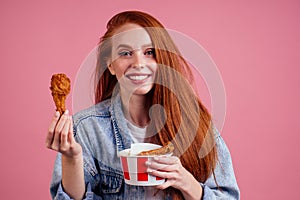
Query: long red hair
95 11 218 199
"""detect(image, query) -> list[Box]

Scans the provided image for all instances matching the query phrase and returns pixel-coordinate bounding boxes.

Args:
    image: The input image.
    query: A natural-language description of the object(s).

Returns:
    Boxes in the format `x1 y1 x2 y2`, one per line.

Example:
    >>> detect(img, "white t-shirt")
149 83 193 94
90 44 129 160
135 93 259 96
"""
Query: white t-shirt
126 119 148 143
125 120 165 199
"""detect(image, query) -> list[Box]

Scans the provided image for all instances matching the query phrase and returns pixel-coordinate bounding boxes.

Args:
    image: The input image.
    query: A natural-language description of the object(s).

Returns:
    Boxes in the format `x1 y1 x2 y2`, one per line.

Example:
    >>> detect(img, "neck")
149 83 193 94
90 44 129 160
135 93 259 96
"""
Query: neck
121 93 151 128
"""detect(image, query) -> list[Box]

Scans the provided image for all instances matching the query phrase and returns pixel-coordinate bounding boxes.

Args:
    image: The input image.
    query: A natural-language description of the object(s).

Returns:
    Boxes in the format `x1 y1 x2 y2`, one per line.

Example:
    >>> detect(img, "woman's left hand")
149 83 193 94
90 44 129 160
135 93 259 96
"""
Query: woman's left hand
146 156 203 200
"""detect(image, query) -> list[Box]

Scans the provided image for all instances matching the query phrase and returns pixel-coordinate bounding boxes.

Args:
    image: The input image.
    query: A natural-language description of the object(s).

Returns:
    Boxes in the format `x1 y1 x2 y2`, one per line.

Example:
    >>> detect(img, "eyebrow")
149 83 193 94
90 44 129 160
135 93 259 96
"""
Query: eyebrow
116 43 153 50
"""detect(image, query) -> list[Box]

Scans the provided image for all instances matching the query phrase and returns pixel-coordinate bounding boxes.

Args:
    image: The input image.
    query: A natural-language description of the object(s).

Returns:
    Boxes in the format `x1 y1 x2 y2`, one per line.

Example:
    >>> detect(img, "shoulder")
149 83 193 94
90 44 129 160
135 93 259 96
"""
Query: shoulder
72 99 112 126
211 124 221 138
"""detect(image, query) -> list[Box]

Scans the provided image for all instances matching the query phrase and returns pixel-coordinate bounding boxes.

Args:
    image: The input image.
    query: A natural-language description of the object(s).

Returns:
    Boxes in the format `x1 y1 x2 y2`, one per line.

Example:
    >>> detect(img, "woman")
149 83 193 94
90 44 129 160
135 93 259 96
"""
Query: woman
46 11 240 199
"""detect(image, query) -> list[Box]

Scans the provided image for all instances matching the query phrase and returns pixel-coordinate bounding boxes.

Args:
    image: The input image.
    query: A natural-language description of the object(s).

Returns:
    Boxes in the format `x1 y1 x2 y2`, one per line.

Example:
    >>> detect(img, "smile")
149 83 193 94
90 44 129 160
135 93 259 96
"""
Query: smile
126 75 151 81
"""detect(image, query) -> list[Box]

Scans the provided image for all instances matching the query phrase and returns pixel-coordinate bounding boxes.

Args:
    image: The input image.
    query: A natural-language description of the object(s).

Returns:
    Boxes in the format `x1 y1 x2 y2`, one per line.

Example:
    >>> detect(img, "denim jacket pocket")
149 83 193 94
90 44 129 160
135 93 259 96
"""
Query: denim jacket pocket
98 162 124 196
83 159 123 198
100 171 123 194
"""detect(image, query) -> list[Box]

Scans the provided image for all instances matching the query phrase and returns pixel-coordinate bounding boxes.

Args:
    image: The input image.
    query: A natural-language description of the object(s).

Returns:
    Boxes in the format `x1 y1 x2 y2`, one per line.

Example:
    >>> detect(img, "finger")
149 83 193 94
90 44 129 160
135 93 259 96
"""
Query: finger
52 110 69 150
68 115 75 144
60 116 71 149
46 111 60 148
153 156 181 165
156 179 175 190
48 111 61 133
55 110 69 133
146 160 179 172
147 167 178 179
146 157 182 172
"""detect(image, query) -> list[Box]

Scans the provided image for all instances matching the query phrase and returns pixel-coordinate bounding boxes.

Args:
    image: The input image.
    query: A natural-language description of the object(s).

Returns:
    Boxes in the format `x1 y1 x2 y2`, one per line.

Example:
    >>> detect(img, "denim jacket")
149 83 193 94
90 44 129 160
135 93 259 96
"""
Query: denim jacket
50 94 240 199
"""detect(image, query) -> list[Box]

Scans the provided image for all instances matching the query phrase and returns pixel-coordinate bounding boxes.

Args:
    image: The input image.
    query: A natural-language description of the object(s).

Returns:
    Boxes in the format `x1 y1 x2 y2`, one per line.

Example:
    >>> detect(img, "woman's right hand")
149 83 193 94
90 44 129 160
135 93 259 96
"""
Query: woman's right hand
46 110 82 158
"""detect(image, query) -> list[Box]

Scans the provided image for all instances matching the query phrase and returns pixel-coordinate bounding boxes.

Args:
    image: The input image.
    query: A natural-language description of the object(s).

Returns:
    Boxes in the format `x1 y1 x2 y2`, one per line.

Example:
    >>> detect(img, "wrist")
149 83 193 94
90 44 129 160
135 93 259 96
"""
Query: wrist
181 173 203 200
62 150 83 163
62 143 83 159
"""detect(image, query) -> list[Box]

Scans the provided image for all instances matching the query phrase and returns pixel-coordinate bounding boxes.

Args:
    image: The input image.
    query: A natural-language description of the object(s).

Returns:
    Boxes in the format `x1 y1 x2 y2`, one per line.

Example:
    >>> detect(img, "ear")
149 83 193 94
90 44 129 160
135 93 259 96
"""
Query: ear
106 60 116 75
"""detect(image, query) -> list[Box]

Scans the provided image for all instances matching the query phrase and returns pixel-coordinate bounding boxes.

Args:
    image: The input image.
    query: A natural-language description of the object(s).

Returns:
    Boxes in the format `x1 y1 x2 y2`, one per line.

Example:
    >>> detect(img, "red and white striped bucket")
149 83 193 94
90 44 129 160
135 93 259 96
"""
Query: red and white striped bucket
119 143 169 186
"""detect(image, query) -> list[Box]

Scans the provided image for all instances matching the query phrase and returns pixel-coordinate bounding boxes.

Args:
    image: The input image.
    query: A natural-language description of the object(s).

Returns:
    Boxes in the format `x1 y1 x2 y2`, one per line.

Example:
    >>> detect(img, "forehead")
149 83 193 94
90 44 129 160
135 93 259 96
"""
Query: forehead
112 24 152 49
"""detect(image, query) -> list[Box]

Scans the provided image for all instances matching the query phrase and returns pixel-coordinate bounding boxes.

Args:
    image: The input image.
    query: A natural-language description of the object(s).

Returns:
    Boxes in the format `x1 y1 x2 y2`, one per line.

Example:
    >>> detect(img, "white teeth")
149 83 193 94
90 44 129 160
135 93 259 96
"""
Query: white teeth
127 75 148 81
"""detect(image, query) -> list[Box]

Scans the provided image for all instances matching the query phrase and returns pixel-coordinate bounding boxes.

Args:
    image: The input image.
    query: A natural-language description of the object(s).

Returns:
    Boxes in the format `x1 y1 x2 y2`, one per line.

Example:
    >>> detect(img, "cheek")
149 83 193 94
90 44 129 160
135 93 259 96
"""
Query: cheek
114 70 125 81
115 73 125 81
112 61 128 78
150 63 158 74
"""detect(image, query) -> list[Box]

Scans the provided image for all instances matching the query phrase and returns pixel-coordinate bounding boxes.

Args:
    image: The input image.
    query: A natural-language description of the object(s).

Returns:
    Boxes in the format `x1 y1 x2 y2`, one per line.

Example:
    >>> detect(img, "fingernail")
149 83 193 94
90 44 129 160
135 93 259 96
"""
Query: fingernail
145 161 151 166
64 110 69 115
154 156 159 161
147 168 153 173
55 111 60 117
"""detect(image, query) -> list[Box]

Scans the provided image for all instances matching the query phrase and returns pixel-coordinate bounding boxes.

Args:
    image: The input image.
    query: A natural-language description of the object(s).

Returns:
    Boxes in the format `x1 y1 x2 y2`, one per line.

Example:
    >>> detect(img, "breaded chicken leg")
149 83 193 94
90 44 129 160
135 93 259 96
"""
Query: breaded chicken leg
50 73 71 115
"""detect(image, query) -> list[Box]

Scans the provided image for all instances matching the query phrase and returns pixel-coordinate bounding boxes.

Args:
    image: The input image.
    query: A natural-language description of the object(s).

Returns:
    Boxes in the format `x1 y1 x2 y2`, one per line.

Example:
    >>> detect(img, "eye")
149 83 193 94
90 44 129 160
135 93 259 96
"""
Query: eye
118 50 132 57
144 48 155 57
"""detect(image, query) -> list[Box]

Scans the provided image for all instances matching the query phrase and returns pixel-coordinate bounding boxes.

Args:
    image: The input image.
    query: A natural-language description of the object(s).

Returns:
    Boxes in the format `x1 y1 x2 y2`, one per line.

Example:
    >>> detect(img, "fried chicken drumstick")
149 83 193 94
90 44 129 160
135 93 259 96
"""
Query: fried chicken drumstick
138 142 174 156
50 73 71 115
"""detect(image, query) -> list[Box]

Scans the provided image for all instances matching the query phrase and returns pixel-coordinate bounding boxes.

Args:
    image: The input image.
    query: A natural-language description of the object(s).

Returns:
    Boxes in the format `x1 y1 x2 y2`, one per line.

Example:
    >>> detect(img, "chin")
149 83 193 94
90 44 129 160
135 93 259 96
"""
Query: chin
120 84 154 96
133 89 152 95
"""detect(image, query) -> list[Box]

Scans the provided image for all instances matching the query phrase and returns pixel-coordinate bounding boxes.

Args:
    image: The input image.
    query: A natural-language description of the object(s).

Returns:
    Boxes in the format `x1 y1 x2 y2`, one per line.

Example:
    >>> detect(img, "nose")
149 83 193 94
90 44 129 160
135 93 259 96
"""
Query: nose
132 51 145 69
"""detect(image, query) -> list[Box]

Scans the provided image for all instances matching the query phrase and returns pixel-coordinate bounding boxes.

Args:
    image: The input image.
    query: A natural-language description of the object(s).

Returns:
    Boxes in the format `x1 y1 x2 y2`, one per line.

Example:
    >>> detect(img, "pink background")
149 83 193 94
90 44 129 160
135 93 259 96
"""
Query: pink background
1 0 299 199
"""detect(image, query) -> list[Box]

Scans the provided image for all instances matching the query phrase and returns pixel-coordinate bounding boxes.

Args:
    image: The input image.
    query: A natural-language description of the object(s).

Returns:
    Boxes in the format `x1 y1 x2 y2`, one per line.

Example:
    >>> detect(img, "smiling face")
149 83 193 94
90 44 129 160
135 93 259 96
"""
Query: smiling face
108 23 157 96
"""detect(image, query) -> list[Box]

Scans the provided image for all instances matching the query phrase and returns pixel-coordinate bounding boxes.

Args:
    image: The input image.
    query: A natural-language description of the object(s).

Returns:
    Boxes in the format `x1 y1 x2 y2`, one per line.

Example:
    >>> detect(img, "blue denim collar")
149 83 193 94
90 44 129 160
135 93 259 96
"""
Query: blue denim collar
109 93 133 153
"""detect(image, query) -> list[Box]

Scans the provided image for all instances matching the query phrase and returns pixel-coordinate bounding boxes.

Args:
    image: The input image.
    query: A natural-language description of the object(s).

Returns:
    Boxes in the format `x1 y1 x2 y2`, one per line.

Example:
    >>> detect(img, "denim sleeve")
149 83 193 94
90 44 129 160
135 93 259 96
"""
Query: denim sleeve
49 153 102 200
201 134 240 200
49 118 103 200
